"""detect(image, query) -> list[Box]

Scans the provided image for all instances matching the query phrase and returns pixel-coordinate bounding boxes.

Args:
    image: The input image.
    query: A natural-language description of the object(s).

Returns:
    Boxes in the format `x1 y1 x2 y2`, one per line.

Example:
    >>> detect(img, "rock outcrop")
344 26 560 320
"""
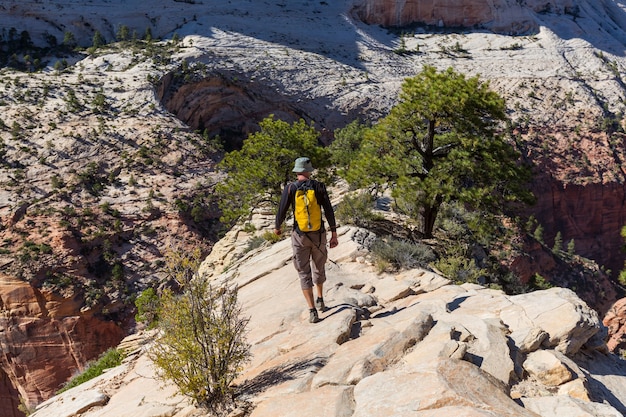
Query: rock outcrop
352 0 578 34
603 297 626 353
0 274 125 416
27 225 626 417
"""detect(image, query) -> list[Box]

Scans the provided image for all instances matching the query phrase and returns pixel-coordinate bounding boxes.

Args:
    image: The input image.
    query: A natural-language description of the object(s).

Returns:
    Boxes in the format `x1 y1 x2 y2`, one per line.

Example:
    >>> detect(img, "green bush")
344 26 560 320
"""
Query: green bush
244 236 266 253
371 237 436 272
134 288 160 328
531 273 553 290
242 229 285 252
242 222 256 233
433 256 486 284
58 348 124 393
150 249 250 412
261 230 282 243
335 192 383 227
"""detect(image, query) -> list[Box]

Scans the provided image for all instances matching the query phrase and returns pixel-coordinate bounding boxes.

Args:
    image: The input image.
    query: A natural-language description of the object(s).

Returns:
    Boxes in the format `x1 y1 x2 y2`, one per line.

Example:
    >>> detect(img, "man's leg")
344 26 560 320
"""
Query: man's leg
302 287 315 309
315 284 323 299
311 232 328 311
292 232 319 322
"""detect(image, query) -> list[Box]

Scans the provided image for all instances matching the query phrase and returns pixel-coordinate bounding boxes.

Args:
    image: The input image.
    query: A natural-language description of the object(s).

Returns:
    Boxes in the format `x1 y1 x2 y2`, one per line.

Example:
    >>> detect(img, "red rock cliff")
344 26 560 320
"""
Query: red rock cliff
0 275 125 415
352 0 577 34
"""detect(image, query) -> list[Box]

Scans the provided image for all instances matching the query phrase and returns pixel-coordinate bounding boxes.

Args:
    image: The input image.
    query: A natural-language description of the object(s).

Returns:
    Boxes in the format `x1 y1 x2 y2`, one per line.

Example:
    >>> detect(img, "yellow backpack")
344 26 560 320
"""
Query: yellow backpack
294 181 322 232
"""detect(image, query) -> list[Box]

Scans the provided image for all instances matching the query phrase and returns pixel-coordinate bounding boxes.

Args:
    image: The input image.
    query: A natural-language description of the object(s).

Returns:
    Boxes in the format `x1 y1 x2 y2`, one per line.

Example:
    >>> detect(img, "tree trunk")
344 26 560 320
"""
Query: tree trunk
420 195 443 238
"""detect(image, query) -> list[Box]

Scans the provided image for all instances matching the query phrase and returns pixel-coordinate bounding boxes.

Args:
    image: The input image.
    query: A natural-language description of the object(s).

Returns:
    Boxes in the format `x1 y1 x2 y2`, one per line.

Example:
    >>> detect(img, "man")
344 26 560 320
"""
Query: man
274 157 339 323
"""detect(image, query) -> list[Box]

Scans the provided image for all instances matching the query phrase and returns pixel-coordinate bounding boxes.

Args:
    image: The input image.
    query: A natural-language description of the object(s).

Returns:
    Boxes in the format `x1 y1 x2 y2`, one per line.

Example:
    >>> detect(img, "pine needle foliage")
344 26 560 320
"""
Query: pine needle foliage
150 248 250 413
337 66 534 238
216 115 330 226
371 236 436 271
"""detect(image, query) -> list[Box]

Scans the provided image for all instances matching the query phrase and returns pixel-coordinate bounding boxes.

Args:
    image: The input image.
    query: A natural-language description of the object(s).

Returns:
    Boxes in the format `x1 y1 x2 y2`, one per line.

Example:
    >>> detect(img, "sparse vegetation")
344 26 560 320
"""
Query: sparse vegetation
335 192 384 228
1 10 626 416
371 236 436 272
150 248 250 412
500 43 523 51
75 162 109 196
244 235 266 253
57 348 125 394
134 287 160 328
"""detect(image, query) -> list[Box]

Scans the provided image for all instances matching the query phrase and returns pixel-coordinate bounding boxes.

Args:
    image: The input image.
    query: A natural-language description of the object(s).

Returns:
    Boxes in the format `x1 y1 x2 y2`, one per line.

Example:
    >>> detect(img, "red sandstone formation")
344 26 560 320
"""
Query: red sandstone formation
604 297 626 353
0 275 125 415
352 0 577 34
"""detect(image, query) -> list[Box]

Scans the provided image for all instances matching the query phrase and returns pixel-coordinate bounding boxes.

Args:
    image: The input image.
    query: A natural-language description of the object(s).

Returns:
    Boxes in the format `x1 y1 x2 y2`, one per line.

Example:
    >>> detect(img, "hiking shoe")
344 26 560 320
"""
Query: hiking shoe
309 308 320 323
315 297 326 312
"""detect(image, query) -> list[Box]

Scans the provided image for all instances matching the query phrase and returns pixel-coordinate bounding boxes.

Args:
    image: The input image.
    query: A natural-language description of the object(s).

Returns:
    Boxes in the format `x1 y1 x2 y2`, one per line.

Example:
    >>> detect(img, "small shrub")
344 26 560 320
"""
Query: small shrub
531 273 553 290
58 348 124 393
18 398 35 416
51 174 64 189
242 222 256 233
371 237 436 271
150 248 250 413
244 236 266 253
552 231 563 254
533 224 544 243
261 230 282 243
567 239 576 256
335 192 383 227
433 256 486 284
135 288 160 328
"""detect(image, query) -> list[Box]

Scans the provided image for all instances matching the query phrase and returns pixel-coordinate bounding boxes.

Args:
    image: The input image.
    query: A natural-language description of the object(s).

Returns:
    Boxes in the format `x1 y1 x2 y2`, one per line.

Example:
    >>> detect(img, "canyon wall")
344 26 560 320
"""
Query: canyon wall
352 0 578 33
0 275 125 415
531 179 626 277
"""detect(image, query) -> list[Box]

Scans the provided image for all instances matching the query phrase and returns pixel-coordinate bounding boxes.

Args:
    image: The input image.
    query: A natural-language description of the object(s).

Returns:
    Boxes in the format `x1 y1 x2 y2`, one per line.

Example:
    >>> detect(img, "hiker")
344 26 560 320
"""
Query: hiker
274 157 339 323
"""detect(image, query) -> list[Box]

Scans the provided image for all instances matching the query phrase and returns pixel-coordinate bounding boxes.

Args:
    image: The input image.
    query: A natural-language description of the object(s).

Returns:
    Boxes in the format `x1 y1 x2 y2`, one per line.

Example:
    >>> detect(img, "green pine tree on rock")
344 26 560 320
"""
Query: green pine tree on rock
216 115 329 225
337 65 534 238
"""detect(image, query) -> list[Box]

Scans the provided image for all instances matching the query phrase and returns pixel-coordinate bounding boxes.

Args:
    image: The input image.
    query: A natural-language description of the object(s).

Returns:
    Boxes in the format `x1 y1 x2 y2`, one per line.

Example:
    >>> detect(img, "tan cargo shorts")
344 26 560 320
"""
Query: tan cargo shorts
291 230 327 290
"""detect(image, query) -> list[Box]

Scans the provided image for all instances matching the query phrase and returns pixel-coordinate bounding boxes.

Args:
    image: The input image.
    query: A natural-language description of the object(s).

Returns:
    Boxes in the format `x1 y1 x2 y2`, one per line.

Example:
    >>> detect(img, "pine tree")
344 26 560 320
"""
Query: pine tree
92 30 106 48
216 115 330 225
116 25 130 42
567 239 576 256
63 31 76 48
552 231 563 254
339 66 534 237
533 224 544 243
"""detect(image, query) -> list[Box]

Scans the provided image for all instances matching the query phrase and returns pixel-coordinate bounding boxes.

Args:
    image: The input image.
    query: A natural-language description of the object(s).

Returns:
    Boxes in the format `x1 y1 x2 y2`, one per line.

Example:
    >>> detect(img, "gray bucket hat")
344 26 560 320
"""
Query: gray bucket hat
292 157 314 173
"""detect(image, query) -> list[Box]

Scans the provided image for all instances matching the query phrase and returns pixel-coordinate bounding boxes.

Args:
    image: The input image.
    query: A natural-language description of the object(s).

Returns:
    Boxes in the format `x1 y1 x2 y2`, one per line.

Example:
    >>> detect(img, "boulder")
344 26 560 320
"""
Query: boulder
312 310 433 387
351 359 539 417
523 350 574 386
402 320 469 366
603 297 626 353
509 327 549 354
249 385 354 417
501 287 602 355
520 395 623 417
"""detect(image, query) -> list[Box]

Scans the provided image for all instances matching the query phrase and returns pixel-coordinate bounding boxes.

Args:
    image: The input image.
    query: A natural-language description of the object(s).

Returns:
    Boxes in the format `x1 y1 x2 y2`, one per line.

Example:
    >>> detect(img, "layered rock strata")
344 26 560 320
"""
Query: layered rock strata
0 275 125 416
27 226 626 417
352 0 578 34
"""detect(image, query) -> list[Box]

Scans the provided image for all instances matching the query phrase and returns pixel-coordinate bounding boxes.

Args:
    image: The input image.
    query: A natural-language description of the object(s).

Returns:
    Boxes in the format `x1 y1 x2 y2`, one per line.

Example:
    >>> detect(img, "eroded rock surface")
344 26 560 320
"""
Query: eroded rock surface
352 0 578 33
29 226 626 417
